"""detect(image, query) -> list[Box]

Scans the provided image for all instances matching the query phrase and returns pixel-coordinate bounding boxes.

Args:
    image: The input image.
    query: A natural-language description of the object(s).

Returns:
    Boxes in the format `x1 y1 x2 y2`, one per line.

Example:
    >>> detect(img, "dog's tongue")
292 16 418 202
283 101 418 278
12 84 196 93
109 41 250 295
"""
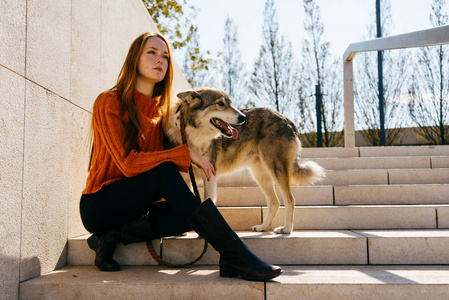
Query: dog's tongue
231 126 238 139
227 124 238 139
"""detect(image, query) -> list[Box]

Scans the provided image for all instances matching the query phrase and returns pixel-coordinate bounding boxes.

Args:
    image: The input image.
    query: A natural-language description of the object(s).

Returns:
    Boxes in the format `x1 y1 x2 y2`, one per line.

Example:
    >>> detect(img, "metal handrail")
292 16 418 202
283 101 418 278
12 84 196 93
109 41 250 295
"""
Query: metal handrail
343 25 449 147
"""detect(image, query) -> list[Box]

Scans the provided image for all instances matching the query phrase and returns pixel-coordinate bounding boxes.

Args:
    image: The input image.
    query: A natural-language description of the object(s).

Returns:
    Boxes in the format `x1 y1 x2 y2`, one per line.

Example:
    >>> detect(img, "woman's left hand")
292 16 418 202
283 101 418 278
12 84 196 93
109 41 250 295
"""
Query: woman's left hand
189 148 216 181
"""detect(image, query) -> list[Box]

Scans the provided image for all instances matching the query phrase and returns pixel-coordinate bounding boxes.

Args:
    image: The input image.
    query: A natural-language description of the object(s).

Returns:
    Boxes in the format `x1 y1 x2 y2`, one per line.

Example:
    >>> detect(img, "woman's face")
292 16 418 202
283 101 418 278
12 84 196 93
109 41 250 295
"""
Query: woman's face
136 37 169 86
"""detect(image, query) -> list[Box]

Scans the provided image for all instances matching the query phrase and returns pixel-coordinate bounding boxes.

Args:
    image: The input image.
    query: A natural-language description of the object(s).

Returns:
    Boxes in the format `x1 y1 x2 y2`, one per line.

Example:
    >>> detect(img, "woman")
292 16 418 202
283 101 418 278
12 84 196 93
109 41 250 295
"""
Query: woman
79 32 282 281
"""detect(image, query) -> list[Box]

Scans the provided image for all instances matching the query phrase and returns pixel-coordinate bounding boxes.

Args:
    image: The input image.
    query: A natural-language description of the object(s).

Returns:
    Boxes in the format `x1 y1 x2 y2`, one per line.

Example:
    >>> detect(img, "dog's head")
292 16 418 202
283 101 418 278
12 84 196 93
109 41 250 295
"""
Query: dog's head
177 87 246 140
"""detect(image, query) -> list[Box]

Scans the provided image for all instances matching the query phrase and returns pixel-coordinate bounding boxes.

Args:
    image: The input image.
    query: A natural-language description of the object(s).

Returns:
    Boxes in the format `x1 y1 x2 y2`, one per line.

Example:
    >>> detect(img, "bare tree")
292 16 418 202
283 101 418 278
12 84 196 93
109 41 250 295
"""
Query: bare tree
249 0 298 117
408 0 449 145
219 17 248 108
297 0 344 147
354 0 409 146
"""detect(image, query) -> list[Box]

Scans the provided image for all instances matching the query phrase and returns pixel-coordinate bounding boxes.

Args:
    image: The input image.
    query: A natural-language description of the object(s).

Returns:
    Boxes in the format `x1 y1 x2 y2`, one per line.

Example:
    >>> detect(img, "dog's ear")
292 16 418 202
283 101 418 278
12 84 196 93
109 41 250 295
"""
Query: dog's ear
177 90 202 108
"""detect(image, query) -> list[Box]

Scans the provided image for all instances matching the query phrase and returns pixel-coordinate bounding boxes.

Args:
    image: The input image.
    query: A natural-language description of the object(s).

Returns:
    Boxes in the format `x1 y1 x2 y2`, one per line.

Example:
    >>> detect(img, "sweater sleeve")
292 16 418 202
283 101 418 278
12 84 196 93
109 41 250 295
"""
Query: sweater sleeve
95 94 191 177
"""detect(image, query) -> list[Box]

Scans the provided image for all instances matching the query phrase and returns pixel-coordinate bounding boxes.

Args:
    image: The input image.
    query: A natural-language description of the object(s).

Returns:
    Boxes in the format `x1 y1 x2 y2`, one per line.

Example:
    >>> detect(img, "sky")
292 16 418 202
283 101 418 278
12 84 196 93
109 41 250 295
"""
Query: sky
183 0 435 66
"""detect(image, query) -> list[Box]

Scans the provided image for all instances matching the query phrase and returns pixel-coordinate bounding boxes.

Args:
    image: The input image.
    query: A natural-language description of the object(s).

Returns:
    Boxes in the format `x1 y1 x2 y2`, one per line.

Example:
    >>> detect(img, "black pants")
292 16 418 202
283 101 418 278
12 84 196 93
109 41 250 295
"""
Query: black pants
79 162 201 238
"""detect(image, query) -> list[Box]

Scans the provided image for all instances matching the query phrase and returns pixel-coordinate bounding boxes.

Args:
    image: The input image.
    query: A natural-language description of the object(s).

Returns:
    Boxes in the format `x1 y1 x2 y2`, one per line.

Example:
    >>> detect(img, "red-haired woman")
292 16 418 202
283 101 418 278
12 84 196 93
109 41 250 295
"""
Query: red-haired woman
79 32 282 281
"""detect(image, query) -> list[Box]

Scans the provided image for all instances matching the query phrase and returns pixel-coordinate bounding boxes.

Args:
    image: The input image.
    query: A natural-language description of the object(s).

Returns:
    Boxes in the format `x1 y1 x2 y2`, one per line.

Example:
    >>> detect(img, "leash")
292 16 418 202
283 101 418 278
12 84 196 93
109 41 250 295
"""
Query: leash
146 106 208 267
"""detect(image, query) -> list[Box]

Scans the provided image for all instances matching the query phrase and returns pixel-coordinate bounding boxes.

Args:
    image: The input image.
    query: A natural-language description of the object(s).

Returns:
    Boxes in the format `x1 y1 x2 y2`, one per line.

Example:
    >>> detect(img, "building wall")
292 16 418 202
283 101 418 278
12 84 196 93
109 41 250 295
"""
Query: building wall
0 1 190 299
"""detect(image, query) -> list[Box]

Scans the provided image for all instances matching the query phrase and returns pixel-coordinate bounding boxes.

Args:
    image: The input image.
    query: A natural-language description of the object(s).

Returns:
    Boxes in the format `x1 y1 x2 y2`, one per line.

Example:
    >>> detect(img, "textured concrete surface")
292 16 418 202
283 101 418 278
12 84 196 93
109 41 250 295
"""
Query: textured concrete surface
267 265 449 300
359 145 449 157
19 265 449 300
19 265 265 300
389 168 449 184
213 185 333 207
70 0 102 111
357 229 449 264
432 156 449 168
302 147 359 158
69 231 368 266
0 0 26 75
265 205 438 230
335 184 449 205
219 207 262 231
438 206 449 228
0 66 25 300
20 82 91 280
313 156 430 170
26 0 71 99
68 235 160 266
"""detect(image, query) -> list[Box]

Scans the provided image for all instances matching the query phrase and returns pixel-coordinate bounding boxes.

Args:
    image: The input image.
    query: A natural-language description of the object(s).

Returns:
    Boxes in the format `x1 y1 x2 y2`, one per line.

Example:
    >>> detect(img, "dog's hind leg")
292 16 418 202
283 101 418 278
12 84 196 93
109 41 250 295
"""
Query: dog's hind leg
273 177 295 234
249 158 280 232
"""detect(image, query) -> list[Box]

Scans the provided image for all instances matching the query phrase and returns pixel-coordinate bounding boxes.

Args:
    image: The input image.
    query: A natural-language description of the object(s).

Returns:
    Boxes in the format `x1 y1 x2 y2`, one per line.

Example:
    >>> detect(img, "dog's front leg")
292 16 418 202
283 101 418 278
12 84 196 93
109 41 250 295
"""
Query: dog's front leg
203 174 218 204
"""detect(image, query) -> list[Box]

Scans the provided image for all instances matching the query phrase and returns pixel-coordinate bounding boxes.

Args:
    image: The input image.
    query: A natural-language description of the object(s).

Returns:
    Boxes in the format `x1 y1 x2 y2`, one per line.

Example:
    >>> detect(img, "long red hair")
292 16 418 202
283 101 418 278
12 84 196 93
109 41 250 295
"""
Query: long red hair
88 32 174 170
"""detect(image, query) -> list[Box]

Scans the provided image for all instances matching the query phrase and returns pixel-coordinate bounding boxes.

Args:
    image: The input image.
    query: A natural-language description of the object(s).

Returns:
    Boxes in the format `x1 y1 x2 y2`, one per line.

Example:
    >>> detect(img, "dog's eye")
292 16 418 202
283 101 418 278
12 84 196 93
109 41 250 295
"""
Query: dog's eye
217 101 225 107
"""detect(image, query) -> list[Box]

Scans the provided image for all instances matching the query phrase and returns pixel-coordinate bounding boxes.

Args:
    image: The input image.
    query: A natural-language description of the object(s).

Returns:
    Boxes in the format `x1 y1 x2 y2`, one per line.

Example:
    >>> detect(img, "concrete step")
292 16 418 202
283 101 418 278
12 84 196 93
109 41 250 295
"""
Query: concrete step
312 156 436 170
213 169 389 187
269 265 449 299
19 265 449 300
68 229 449 267
302 147 359 158
358 145 449 157
389 168 449 184
301 145 449 158
69 231 368 266
211 184 449 207
211 185 333 207
212 168 449 187
433 156 449 168
355 229 449 264
263 205 446 231
96 204 443 232
334 184 449 205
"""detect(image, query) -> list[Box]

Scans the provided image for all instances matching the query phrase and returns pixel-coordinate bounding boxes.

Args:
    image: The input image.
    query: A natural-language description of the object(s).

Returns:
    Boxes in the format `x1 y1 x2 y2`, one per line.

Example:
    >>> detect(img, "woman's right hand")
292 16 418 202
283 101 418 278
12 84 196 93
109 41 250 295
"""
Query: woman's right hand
189 148 216 181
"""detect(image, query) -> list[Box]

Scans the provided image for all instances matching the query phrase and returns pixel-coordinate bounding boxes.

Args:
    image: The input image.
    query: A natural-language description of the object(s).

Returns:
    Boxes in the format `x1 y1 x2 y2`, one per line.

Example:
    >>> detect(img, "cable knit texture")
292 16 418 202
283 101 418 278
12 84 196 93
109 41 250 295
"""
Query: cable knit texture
83 89 190 194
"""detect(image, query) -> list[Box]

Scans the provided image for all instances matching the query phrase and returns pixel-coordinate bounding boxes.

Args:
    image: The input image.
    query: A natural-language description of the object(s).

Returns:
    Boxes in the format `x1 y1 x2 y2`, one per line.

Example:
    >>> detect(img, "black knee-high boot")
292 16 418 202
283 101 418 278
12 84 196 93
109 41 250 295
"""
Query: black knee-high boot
121 200 191 245
188 199 283 281
121 214 157 245
87 231 121 272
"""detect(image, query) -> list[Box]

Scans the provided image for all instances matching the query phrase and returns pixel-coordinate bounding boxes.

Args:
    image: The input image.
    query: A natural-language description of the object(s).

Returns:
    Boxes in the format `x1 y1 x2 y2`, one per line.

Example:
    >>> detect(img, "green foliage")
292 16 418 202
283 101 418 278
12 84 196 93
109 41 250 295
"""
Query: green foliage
143 0 213 87
142 0 191 49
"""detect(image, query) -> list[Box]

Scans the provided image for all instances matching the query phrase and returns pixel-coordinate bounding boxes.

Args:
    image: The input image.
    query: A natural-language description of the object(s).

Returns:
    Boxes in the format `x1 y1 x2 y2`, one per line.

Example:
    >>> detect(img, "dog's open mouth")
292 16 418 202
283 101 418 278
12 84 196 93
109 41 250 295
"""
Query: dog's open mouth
210 118 238 139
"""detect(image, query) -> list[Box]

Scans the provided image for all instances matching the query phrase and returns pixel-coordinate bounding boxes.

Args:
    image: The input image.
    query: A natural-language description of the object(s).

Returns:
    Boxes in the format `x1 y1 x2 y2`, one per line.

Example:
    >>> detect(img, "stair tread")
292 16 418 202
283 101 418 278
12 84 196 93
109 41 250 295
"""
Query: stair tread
71 228 449 242
19 265 449 300
22 264 449 284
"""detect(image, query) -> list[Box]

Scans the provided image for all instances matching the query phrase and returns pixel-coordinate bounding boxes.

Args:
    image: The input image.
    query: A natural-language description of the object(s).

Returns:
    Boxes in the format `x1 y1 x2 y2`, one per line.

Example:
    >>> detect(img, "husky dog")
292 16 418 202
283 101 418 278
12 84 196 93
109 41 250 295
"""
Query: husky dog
165 87 325 234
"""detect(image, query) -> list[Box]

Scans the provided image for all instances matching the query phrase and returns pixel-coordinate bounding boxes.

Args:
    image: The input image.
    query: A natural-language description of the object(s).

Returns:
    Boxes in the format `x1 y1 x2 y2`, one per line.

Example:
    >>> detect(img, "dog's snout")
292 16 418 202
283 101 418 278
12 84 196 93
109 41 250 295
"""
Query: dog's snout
238 113 247 124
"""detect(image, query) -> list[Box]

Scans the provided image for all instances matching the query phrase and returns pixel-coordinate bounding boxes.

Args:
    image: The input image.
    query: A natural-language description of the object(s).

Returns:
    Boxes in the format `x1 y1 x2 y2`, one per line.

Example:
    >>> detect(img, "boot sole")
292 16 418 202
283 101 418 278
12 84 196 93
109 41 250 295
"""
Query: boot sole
220 266 283 282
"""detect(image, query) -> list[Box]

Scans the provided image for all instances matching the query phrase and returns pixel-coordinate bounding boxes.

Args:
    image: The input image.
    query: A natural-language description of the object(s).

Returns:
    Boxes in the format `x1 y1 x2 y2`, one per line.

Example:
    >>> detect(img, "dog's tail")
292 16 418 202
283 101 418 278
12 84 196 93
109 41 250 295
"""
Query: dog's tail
291 160 326 185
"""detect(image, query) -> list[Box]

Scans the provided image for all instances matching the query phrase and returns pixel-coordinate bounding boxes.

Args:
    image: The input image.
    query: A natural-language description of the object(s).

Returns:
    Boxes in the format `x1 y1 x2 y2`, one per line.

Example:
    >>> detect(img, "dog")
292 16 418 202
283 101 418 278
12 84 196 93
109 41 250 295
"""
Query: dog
164 87 325 234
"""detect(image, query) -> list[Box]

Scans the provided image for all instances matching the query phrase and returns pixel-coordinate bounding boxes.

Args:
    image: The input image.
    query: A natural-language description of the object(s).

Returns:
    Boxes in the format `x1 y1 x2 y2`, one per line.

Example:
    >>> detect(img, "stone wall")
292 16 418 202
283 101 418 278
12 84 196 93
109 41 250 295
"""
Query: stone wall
0 1 189 299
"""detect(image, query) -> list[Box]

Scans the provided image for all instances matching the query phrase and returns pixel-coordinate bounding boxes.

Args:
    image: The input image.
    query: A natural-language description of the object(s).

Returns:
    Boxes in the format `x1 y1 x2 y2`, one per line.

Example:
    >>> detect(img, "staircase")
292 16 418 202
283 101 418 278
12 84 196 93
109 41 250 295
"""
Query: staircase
19 146 449 299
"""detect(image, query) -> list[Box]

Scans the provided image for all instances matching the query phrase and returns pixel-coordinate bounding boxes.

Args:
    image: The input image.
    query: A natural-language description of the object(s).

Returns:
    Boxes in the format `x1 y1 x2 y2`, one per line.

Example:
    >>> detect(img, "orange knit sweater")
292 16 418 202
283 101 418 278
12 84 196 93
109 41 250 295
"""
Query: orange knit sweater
83 89 191 194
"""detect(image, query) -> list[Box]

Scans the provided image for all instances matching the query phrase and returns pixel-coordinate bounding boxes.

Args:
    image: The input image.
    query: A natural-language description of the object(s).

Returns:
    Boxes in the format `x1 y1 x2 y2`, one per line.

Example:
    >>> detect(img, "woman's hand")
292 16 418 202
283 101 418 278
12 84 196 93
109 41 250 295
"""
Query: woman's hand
190 148 216 181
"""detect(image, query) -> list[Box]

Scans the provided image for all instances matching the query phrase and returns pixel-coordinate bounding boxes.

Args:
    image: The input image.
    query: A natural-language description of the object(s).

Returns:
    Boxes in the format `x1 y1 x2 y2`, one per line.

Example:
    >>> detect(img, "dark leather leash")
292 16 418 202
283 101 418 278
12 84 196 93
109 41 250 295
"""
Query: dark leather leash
146 106 208 267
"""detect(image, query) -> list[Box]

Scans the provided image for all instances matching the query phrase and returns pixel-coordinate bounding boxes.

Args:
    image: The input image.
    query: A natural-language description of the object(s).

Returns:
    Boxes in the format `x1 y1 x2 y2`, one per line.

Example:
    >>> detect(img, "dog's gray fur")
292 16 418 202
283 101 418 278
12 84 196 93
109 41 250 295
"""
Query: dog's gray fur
165 87 325 234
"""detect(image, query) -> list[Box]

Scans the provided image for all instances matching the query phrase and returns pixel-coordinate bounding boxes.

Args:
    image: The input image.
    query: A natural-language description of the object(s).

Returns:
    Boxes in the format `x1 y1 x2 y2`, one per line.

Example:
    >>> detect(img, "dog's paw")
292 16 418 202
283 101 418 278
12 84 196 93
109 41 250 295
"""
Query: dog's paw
251 225 266 232
273 226 292 234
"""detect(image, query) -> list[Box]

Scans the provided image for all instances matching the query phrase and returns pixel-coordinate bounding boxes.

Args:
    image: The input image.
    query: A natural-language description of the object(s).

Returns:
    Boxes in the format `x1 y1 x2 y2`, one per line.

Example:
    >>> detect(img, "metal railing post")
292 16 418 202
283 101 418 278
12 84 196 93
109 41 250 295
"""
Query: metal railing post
315 84 323 147
344 60 356 148
342 25 449 148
